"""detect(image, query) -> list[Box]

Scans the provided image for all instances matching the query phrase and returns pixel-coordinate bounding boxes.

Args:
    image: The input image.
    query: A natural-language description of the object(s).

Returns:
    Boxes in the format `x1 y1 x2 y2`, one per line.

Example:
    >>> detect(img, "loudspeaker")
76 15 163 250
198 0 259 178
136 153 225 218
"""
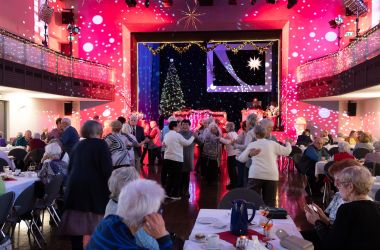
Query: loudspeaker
64 102 73 116
347 101 356 116
62 11 74 24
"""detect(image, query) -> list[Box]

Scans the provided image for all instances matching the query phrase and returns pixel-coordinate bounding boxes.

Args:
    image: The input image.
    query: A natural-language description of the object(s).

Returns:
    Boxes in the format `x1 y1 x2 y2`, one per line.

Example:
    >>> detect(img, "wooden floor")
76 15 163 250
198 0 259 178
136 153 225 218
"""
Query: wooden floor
10 158 317 250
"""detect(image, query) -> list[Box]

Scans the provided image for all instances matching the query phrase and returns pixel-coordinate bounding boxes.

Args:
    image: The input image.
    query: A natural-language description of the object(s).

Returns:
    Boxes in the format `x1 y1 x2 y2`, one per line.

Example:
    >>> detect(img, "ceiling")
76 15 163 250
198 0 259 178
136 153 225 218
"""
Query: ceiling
0 86 103 101
304 84 380 101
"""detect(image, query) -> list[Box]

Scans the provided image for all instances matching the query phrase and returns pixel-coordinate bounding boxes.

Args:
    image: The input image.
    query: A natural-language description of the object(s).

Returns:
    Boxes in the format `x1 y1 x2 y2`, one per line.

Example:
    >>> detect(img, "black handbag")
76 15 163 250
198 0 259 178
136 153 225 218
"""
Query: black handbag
266 207 288 219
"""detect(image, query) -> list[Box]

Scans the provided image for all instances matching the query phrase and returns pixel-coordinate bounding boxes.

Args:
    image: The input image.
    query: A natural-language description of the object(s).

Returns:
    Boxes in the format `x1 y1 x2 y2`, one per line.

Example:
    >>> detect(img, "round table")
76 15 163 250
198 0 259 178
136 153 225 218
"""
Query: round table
4 174 39 198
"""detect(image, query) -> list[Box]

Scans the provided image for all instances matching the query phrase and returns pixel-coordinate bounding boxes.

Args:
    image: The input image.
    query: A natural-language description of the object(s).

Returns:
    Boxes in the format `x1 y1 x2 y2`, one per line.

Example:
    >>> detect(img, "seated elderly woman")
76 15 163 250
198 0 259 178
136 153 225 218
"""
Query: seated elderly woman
86 179 172 250
364 140 380 164
354 131 374 151
37 142 68 185
305 166 380 250
104 167 159 250
333 141 355 162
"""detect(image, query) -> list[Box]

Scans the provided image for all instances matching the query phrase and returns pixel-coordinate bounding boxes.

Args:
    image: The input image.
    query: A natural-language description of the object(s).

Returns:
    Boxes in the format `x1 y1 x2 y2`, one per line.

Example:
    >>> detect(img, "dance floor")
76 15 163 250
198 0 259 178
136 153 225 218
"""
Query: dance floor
10 157 317 250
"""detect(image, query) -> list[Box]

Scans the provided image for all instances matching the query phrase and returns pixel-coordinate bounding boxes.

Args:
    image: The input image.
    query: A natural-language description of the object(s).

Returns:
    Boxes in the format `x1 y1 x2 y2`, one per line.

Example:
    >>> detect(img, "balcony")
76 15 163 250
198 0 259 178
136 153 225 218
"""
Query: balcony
0 29 115 100
296 24 380 100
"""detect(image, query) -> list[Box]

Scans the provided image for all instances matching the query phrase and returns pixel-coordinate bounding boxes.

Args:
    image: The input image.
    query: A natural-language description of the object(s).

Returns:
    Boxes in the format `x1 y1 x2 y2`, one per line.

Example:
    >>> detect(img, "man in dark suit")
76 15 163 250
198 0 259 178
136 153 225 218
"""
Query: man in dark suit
60 117 80 154
128 114 145 171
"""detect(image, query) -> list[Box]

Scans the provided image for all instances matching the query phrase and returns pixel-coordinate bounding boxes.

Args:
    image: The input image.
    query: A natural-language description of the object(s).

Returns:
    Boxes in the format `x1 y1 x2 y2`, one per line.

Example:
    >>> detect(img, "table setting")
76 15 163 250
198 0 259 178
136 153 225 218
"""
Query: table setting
184 202 305 250
1 168 39 198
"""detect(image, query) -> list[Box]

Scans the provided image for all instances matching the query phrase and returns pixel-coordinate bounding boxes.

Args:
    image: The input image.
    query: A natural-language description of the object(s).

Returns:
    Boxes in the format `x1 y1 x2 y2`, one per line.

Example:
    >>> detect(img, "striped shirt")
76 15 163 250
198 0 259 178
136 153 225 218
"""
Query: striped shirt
105 133 132 167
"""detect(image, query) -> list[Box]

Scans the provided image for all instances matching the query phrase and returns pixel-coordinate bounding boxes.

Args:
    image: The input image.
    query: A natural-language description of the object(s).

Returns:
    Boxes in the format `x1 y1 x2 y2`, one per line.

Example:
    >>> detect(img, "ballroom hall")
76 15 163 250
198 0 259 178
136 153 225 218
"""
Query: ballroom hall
0 0 380 250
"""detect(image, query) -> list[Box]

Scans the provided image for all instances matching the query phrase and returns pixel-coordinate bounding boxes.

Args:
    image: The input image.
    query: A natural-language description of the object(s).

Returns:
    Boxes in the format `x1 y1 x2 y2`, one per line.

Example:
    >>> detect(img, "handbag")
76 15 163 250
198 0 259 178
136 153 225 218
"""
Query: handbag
266 208 288 219
276 229 314 250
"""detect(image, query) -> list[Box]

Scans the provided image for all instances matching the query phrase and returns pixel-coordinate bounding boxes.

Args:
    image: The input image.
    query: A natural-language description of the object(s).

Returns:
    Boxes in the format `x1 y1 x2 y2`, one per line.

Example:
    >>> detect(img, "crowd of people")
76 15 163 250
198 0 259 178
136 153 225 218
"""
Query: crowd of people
1 112 380 250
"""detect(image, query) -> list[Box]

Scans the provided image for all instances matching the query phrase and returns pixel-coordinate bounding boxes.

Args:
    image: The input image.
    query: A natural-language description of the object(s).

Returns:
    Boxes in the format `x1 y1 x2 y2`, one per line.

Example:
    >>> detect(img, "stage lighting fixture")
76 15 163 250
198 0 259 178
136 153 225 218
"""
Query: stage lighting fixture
125 0 137 7
162 0 173 7
229 0 237 5
266 0 277 4
250 0 256 5
287 0 298 9
198 0 213 6
145 0 150 7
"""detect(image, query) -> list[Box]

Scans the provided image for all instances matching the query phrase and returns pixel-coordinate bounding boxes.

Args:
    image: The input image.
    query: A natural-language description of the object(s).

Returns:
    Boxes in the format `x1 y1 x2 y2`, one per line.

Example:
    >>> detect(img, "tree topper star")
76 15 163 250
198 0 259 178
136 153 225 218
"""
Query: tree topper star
247 57 262 71
177 3 205 30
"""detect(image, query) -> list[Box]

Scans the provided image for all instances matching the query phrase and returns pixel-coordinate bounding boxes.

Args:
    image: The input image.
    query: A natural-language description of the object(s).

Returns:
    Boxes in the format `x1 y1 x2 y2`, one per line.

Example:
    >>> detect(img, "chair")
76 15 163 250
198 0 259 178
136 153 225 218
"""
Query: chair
0 158 8 172
352 148 370 159
364 162 380 176
0 192 15 238
24 148 45 170
328 147 339 157
375 189 380 202
8 148 27 171
8 183 45 248
35 175 64 227
217 188 265 209
281 146 303 174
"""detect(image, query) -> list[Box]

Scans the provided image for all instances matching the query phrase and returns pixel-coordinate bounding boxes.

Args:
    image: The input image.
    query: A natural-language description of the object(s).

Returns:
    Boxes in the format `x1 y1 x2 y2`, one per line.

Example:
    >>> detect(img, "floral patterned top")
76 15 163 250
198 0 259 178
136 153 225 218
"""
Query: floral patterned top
325 192 344 222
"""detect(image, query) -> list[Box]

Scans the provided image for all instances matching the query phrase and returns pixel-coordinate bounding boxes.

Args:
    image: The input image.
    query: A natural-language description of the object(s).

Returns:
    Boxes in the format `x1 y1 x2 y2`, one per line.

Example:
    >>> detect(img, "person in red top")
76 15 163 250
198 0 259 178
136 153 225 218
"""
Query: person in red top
27 132 46 152
333 141 355 161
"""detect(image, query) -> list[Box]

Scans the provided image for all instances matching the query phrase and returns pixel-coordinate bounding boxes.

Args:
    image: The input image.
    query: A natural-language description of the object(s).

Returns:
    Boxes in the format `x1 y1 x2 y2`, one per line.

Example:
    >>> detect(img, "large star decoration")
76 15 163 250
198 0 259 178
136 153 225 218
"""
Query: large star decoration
247 57 262 71
177 3 205 30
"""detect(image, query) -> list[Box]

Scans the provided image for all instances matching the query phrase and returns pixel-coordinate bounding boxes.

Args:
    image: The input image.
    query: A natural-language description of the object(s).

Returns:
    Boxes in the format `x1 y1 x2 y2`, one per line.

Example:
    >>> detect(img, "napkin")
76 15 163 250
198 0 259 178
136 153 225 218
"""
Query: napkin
218 229 267 246
2 176 17 181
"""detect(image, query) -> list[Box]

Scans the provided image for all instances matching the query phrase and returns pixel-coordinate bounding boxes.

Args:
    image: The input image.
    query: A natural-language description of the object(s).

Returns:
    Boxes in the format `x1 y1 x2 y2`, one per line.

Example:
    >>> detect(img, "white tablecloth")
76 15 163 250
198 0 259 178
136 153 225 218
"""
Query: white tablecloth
5 175 39 198
315 161 328 176
184 209 303 250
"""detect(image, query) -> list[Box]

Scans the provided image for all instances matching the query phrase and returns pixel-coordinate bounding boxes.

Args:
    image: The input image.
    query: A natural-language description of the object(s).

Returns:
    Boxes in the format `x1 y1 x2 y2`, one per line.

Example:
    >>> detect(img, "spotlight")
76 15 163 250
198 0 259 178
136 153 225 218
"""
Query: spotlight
125 0 137 7
266 0 277 4
145 0 150 7
229 0 237 5
250 0 256 5
287 0 298 9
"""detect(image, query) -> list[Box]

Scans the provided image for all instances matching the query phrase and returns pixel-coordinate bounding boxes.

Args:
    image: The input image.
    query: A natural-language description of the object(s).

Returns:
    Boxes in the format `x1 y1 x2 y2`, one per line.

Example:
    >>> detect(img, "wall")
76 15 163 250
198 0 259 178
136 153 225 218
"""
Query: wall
0 93 80 140
339 98 380 140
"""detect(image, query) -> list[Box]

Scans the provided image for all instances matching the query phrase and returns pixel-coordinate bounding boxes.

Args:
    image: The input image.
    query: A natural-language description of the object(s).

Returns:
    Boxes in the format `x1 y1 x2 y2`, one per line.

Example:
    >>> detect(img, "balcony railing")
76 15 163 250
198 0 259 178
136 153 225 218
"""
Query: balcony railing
0 28 115 85
296 24 380 83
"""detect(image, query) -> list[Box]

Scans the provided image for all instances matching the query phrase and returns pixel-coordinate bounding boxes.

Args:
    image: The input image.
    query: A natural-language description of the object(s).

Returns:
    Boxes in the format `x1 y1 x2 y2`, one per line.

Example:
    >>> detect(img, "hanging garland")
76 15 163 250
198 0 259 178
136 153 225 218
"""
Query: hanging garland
142 41 275 55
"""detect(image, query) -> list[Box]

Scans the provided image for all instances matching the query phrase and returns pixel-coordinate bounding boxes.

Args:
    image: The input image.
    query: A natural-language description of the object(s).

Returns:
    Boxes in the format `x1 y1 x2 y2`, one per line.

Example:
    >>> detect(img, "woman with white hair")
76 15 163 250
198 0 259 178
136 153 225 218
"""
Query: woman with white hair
37 143 68 185
86 179 172 249
333 141 355 161
60 120 112 250
200 122 221 185
104 168 159 250
305 166 380 250
237 125 291 206
259 118 278 142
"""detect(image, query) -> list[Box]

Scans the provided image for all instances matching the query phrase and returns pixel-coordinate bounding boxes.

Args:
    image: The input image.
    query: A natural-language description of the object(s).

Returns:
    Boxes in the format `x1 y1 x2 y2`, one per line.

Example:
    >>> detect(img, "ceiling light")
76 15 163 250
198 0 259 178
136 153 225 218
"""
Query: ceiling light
287 0 298 9
125 0 137 7
145 0 150 7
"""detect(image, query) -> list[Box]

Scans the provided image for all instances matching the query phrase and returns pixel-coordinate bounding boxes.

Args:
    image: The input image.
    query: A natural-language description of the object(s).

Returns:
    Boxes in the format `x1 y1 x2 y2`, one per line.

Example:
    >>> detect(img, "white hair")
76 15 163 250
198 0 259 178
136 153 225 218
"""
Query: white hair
225 122 235 132
246 113 258 127
117 179 165 228
33 132 41 139
338 141 351 153
167 116 177 123
338 166 374 196
108 167 139 199
129 114 138 121
121 123 132 134
373 141 380 151
259 118 274 128
45 143 62 160
61 117 71 125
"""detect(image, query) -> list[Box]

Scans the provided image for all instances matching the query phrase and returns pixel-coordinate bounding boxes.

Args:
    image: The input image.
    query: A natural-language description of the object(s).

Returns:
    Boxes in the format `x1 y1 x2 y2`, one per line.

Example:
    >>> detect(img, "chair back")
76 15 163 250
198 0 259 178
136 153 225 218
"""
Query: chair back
353 148 370 159
0 158 8 172
13 183 36 217
289 146 302 157
43 175 64 207
328 147 339 157
218 188 265 209
375 189 380 202
0 192 15 226
24 148 45 169
364 162 380 176
8 148 27 170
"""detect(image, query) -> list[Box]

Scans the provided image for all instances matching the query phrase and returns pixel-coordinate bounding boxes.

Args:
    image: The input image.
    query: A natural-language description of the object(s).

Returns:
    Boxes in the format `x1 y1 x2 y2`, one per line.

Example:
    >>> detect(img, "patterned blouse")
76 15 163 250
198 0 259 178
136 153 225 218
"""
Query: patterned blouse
105 133 133 167
325 192 344 222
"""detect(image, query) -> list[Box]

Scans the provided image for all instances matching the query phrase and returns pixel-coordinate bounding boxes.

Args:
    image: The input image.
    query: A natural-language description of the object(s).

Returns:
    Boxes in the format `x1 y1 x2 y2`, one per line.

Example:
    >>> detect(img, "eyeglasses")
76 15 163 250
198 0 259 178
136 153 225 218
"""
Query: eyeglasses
335 179 350 188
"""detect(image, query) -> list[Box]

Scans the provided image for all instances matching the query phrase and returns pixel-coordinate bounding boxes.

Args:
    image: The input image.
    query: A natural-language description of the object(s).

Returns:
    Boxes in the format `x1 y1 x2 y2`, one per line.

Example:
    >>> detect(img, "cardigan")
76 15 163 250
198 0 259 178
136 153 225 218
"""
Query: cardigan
64 138 112 214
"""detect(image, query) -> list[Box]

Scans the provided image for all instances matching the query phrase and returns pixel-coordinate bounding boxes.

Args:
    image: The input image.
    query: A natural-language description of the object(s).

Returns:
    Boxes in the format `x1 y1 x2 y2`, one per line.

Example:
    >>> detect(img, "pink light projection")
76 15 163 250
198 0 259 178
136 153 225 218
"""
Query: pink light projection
2 0 377 138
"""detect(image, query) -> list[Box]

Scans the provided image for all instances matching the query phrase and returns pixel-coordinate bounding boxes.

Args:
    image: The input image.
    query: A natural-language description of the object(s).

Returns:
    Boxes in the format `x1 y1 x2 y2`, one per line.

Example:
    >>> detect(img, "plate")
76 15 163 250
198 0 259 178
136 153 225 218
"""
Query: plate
211 222 227 229
189 234 207 243
201 243 221 250
197 217 218 224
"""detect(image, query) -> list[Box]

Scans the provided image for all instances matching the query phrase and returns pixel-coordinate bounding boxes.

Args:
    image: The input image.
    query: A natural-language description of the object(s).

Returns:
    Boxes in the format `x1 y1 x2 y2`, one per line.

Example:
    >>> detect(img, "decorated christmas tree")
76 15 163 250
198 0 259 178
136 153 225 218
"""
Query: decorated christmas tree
159 59 185 117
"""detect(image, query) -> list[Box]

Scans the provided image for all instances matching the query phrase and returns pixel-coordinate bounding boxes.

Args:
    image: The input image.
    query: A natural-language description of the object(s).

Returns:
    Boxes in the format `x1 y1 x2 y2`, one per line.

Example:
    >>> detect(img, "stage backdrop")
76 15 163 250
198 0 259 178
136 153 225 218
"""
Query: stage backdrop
138 42 279 126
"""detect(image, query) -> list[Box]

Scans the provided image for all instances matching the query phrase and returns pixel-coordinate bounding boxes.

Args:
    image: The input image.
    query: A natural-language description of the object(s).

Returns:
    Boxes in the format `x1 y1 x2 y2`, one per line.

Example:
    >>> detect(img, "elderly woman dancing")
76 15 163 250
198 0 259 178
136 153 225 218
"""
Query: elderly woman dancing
86 179 172 249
